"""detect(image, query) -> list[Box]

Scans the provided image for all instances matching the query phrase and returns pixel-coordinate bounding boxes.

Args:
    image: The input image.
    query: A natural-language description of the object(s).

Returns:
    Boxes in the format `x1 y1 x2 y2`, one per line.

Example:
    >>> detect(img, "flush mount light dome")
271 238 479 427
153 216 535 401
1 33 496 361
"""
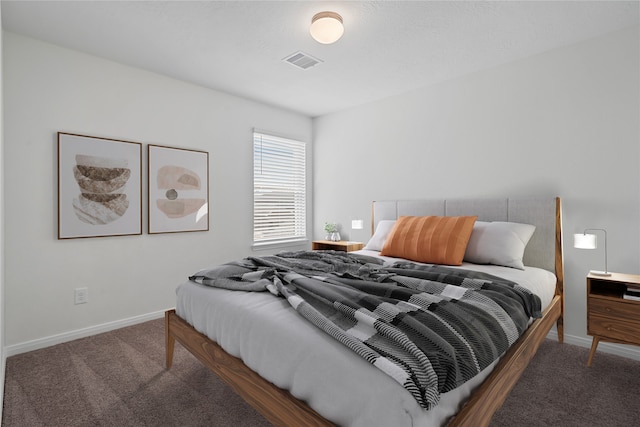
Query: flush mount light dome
310 11 344 44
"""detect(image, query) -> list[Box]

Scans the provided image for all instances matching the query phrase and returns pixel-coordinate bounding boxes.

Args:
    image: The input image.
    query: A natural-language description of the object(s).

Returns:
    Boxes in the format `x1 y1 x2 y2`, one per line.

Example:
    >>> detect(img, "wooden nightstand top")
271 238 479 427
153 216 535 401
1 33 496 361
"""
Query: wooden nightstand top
311 240 364 252
588 272 640 285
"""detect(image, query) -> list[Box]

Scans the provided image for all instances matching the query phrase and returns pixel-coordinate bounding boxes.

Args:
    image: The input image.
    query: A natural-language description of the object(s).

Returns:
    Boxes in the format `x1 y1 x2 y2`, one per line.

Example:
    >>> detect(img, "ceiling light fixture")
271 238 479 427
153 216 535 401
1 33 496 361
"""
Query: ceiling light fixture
310 11 344 44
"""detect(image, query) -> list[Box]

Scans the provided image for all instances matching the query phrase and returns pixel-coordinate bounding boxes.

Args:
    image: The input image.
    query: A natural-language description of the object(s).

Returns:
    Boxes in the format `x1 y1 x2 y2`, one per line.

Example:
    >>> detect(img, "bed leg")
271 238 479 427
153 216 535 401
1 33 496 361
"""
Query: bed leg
556 314 564 343
165 310 176 369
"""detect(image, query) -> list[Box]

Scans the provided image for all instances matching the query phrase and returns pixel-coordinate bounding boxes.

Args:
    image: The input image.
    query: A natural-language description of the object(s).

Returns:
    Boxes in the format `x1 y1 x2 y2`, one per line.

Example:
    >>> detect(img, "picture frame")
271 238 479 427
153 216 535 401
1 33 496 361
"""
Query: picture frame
148 144 209 234
58 132 142 239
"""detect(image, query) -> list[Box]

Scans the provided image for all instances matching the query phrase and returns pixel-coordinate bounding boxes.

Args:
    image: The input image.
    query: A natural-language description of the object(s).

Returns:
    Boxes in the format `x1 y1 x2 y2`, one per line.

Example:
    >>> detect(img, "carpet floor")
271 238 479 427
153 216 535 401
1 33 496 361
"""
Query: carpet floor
3 318 639 426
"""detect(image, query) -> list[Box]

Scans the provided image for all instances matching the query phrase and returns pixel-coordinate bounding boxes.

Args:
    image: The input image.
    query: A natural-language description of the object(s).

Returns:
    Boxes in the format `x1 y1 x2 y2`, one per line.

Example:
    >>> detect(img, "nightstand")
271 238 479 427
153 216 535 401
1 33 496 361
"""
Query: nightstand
311 240 364 252
586 272 640 366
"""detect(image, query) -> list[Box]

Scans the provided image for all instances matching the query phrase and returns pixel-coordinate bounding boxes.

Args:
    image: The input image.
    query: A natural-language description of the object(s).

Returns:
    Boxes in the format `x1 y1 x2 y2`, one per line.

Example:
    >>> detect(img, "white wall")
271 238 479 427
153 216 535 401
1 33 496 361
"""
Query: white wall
314 26 640 358
2 32 312 351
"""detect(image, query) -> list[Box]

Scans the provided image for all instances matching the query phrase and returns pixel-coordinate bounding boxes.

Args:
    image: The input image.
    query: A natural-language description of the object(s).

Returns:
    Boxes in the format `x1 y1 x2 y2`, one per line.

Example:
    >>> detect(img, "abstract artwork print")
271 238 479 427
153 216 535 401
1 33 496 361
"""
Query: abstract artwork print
148 145 209 234
156 165 205 219
73 154 131 224
58 133 142 239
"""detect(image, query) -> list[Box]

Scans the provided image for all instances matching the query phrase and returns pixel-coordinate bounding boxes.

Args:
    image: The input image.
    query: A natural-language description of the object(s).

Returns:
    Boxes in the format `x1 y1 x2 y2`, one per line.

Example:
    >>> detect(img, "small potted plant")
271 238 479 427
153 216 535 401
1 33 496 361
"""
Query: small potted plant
324 222 340 241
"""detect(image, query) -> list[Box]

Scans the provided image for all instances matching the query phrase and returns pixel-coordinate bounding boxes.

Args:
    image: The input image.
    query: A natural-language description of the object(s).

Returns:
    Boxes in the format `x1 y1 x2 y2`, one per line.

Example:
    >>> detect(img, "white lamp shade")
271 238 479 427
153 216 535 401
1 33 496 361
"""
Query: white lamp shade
310 12 344 44
574 233 597 249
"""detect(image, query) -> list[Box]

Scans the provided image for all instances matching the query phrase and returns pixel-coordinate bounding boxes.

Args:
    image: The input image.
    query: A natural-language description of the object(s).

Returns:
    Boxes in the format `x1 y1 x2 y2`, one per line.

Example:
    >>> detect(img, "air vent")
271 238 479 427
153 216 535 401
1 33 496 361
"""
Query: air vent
282 51 323 70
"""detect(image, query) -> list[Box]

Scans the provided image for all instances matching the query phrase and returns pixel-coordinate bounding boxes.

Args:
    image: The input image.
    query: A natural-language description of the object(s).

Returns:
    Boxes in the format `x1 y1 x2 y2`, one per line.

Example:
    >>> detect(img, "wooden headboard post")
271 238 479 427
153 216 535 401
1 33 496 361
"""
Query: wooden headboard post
555 197 564 342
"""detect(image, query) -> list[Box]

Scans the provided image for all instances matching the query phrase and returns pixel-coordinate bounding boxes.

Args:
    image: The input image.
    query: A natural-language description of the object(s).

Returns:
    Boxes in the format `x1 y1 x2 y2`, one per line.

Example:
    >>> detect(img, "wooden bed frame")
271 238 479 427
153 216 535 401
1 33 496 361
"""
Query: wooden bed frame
166 197 564 427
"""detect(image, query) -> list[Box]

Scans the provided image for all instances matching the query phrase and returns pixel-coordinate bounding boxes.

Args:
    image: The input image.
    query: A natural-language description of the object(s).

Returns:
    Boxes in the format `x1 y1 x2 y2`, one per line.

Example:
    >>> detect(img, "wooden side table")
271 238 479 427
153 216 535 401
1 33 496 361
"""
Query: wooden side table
586 272 640 366
311 240 364 252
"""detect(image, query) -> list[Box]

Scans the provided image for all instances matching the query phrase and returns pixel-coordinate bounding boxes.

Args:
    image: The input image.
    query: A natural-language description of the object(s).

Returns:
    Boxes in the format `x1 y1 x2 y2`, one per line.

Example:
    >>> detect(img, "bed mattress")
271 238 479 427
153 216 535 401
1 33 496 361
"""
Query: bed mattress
175 253 556 426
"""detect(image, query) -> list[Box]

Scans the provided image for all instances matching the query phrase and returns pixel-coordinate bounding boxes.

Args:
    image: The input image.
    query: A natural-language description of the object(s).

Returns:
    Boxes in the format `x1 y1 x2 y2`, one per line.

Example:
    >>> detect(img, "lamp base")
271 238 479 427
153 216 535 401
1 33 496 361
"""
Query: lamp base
589 270 612 277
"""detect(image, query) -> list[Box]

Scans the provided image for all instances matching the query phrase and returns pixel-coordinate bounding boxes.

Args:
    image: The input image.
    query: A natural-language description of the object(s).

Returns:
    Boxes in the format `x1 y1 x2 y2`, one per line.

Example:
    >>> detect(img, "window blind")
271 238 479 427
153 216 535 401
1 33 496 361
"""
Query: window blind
253 132 306 244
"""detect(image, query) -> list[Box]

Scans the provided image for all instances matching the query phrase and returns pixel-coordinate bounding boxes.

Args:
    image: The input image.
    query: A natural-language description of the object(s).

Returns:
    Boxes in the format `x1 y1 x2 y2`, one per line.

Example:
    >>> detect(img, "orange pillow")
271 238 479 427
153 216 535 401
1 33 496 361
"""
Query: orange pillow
380 215 477 265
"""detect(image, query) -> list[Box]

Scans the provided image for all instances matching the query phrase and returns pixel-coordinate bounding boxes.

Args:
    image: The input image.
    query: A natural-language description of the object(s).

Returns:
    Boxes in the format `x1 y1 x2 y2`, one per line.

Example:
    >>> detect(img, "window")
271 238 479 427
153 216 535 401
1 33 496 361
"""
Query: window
253 132 306 245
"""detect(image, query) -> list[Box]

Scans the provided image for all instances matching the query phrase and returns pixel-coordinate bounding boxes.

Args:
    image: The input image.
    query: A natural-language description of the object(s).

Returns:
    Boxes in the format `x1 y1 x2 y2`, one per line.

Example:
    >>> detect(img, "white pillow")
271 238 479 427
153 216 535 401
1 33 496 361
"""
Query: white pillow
363 220 397 251
463 221 536 270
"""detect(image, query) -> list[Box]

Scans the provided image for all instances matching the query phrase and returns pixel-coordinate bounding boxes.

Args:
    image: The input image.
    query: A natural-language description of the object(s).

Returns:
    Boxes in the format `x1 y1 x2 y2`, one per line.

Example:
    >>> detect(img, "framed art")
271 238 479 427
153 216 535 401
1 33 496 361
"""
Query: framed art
148 144 209 234
58 132 142 239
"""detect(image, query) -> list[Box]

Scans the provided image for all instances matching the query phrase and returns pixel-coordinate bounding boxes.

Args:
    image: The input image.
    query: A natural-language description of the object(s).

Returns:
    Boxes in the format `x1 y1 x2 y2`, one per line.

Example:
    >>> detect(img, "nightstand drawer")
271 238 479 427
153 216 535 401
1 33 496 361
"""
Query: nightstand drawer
589 298 640 323
588 314 640 345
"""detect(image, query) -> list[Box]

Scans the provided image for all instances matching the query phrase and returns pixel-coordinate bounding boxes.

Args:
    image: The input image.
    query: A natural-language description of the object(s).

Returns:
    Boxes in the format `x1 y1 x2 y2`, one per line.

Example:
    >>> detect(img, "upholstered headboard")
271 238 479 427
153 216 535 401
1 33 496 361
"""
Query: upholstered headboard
372 197 563 279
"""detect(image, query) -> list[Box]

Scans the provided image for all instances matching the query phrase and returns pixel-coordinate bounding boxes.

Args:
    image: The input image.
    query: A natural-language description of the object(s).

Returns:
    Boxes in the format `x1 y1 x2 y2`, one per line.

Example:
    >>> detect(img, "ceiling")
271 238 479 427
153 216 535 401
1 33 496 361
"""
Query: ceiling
2 1 638 117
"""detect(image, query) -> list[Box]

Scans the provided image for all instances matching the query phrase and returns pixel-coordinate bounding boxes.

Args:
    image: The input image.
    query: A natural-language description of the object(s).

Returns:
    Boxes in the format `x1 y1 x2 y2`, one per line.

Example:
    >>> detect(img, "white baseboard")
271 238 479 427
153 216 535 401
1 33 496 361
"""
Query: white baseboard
546 330 640 362
4 309 168 357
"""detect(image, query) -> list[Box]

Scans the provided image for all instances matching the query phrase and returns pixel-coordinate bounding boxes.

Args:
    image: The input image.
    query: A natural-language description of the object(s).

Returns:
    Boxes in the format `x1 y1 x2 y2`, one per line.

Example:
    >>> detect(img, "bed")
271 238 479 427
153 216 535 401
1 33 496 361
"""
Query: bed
165 197 564 426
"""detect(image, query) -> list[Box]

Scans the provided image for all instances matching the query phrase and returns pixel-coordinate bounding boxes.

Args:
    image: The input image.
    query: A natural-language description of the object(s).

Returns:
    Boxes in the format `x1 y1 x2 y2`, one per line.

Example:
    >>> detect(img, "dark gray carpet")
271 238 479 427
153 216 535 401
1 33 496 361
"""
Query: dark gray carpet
3 319 639 426
2 319 271 427
491 338 640 427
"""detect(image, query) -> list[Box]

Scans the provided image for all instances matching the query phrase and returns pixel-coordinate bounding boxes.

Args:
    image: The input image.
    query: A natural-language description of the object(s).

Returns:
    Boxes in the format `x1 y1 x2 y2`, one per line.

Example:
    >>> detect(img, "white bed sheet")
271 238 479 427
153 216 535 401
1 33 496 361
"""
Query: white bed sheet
176 253 557 427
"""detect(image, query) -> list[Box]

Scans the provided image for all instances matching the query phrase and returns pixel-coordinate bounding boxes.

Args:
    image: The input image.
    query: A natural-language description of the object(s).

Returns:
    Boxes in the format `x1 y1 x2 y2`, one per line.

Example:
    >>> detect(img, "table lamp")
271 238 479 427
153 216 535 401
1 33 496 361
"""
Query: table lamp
574 229 611 277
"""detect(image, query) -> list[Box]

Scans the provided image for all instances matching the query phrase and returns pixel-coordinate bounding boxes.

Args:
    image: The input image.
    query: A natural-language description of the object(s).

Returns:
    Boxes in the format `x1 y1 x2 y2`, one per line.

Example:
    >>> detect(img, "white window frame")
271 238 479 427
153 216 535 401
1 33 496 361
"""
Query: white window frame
253 131 306 246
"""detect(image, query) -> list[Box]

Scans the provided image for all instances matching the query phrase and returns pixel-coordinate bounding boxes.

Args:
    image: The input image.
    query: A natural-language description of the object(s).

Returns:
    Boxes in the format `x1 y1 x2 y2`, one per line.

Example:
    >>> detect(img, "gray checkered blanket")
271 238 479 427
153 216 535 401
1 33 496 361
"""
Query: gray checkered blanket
189 250 541 410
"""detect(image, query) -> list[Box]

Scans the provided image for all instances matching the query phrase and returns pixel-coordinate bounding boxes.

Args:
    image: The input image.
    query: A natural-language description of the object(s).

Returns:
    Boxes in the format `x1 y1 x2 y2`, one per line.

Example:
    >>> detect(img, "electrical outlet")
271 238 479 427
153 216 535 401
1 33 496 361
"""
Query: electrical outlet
74 287 89 304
